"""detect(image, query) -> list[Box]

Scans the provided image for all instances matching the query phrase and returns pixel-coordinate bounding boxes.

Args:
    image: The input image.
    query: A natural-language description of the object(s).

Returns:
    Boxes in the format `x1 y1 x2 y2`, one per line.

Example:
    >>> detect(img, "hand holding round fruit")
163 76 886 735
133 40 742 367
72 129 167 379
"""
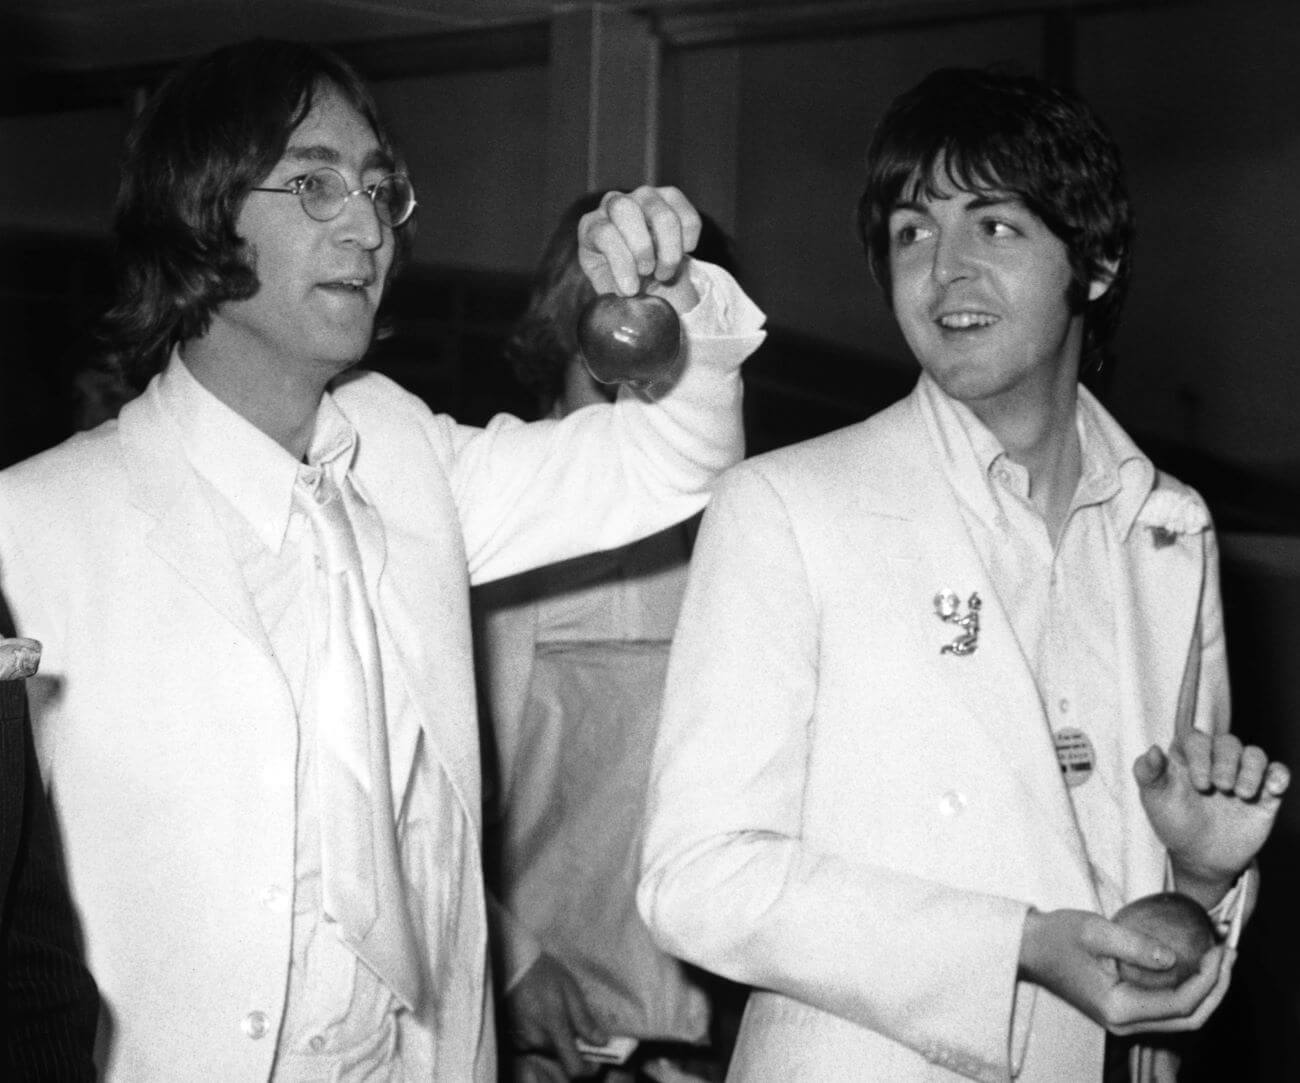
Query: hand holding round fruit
1112 892 1216 989
574 187 702 389
577 291 683 390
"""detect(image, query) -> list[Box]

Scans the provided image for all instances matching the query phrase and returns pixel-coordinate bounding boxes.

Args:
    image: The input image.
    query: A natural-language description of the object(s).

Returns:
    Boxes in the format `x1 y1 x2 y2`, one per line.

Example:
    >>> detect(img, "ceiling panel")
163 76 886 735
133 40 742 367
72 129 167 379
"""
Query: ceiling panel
4 0 560 72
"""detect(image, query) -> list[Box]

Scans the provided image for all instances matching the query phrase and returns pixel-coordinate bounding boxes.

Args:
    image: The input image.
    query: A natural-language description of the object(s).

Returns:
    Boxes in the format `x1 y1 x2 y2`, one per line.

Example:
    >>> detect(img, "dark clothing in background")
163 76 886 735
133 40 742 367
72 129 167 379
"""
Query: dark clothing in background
1 594 98 1080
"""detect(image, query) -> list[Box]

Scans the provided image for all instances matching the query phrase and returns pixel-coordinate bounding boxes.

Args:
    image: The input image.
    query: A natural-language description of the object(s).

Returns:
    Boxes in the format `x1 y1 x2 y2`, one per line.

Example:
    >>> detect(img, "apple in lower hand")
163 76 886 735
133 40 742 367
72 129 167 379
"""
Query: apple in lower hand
1113 892 1216 989
577 292 682 389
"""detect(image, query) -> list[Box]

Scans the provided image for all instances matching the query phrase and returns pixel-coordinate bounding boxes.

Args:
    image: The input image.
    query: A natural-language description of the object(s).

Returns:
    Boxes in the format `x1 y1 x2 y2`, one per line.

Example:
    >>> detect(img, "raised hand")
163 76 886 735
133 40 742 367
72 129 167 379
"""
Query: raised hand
1134 731 1289 907
577 186 702 310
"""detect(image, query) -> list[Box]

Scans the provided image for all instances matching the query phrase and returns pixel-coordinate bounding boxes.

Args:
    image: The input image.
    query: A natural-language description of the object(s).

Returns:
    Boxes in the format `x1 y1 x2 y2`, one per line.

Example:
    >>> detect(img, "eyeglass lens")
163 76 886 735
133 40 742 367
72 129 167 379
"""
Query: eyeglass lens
300 169 414 227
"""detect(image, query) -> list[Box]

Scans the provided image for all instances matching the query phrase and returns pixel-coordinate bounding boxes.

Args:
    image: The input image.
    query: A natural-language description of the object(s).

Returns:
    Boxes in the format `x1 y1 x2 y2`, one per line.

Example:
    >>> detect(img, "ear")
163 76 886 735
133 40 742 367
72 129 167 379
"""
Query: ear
1087 259 1120 302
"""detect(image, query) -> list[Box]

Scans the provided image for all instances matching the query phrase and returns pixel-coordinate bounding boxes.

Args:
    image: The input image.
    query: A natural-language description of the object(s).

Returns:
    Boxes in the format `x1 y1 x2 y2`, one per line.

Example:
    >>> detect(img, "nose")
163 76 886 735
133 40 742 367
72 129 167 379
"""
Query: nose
931 227 974 286
332 187 385 251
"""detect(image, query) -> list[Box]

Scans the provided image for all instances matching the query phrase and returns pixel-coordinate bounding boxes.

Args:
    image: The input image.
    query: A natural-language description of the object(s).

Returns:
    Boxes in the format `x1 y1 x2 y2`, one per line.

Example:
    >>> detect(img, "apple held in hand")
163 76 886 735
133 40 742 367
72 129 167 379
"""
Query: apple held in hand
1113 892 1216 989
577 292 682 389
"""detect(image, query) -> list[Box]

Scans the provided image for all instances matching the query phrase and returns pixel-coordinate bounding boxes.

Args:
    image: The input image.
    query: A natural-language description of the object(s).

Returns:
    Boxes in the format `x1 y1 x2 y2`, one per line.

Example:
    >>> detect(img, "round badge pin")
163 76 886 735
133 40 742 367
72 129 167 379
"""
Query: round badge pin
1054 727 1096 788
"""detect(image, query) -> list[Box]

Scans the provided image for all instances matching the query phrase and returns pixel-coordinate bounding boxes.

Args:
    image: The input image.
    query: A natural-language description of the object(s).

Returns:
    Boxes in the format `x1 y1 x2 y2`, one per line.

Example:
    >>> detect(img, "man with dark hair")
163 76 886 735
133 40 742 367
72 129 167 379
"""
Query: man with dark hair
637 67 1288 1081
0 38 764 1081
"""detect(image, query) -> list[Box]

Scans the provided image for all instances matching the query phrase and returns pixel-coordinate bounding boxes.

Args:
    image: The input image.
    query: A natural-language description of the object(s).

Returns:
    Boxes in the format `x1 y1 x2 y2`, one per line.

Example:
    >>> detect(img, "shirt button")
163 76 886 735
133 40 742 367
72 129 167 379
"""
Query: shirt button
1059 698 1070 714
938 790 967 817
309 1034 327 1053
241 1010 269 1040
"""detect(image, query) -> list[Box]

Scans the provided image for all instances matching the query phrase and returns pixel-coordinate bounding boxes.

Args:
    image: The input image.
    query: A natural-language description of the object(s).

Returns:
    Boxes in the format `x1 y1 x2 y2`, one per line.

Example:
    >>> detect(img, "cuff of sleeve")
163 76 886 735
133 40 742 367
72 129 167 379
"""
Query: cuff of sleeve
1208 865 1255 949
1163 857 1255 948
680 259 767 340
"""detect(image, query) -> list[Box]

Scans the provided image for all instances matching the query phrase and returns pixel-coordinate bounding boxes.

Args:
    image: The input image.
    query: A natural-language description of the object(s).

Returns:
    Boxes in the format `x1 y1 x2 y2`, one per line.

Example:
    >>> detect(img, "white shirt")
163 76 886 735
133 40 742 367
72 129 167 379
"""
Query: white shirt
159 355 414 1080
917 373 1155 915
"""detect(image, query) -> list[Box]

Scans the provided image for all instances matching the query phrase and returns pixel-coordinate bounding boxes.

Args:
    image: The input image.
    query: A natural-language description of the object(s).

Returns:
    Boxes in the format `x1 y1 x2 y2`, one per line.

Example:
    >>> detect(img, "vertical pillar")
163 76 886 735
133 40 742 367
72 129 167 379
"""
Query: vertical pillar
545 5 660 225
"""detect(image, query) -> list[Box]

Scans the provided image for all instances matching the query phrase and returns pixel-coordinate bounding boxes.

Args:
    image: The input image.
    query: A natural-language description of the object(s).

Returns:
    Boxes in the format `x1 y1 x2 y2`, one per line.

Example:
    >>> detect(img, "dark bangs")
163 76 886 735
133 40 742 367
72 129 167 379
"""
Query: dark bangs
857 66 1132 373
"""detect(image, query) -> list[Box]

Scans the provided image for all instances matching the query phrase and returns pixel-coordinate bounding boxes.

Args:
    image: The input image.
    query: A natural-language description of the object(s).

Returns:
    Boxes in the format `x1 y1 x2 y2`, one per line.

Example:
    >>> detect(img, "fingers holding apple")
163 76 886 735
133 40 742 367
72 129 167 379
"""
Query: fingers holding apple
1100 895 1229 1036
1112 892 1216 990
577 186 702 307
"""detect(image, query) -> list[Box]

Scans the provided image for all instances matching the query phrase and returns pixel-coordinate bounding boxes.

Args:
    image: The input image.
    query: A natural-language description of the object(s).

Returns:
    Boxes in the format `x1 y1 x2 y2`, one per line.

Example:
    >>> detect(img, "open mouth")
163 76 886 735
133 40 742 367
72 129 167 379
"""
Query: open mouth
319 278 372 293
937 312 998 330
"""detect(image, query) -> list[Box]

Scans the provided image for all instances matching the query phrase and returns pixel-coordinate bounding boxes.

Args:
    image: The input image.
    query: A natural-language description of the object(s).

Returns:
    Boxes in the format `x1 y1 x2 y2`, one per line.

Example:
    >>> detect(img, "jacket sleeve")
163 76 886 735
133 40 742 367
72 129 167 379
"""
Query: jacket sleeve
439 262 765 587
637 465 1027 1082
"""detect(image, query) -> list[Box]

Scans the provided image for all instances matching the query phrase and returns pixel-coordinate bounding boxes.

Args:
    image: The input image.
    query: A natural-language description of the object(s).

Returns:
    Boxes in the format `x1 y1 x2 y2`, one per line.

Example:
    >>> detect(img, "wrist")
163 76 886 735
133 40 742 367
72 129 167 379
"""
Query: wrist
1170 858 1238 911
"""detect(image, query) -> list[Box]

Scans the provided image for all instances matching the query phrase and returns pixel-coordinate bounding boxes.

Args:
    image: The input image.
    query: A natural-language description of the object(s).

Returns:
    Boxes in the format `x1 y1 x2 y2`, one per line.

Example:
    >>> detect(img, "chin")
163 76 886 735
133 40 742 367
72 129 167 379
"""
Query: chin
920 357 993 398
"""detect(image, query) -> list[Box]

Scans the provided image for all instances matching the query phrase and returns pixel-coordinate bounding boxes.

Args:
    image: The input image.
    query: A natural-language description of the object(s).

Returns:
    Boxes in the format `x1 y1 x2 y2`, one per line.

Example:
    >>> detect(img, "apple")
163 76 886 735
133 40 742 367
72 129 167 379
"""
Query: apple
577 292 682 389
1112 891 1216 989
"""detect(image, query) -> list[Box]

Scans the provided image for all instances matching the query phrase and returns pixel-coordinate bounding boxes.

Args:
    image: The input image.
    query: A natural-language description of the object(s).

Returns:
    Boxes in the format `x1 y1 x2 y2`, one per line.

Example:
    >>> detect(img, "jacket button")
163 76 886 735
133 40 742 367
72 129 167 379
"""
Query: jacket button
241 1010 269 1039
938 790 967 817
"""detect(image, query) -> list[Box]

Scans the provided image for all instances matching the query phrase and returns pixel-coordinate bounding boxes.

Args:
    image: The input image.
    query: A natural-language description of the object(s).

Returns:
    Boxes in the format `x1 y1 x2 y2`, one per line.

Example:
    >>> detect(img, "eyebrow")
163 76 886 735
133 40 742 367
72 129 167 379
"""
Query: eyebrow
281 143 395 174
889 191 1024 215
963 193 1023 211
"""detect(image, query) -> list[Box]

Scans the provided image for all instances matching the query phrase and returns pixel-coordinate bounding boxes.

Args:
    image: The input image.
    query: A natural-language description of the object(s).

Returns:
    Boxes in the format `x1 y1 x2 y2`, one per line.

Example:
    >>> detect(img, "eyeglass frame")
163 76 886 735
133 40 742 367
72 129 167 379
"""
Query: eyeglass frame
249 166 417 228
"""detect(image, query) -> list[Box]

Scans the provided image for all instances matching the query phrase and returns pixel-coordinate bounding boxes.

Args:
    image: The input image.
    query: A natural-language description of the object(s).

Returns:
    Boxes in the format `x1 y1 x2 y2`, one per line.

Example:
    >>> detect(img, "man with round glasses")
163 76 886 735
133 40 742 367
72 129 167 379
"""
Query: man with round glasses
0 37 764 1082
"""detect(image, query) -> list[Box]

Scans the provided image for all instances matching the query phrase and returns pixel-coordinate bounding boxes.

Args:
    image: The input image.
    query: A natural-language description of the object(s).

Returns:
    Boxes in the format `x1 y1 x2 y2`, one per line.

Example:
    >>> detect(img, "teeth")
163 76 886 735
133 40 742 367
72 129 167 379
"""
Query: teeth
939 312 997 329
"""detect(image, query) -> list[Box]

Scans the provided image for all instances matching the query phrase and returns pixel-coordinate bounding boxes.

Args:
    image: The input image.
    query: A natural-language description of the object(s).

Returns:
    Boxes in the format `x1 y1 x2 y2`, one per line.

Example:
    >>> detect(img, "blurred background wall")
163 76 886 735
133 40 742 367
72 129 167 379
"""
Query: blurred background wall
0 0 1296 1075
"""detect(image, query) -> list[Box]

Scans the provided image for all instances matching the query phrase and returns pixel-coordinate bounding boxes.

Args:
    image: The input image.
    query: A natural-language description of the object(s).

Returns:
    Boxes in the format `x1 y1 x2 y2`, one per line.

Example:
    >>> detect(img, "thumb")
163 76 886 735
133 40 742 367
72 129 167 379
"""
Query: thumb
1133 744 1172 792
1099 918 1177 972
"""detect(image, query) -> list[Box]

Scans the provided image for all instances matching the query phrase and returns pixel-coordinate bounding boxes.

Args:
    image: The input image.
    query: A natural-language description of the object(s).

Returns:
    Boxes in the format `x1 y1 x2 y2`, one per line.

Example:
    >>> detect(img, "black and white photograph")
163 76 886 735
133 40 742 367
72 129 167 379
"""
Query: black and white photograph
1 1 1296 1080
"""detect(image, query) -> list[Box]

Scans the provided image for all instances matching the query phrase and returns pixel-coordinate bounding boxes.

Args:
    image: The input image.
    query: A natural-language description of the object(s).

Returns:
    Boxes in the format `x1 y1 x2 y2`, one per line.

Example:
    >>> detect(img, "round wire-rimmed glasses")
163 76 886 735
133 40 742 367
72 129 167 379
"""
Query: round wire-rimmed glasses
251 166 417 228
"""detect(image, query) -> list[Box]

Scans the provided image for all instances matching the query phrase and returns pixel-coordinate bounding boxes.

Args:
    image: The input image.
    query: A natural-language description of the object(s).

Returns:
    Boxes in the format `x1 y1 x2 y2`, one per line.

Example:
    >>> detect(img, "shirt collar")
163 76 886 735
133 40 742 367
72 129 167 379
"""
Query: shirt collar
157 347 358 554
916 371 1154 536
1076 383 1155 539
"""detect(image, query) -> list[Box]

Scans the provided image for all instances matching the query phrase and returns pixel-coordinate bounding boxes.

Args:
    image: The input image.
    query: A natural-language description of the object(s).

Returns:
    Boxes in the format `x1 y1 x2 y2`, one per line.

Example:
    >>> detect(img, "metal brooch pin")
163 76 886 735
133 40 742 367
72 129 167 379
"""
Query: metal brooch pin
934 590 981 656
1149 526 1177 549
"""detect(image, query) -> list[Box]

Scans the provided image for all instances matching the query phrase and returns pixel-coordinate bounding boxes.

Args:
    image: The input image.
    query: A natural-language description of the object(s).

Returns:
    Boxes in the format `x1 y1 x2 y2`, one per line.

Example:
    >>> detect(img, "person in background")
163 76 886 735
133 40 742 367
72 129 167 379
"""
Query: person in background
1 594 98 1081
0 38 764 1081
476 193 749 1082
637 66 1289 1082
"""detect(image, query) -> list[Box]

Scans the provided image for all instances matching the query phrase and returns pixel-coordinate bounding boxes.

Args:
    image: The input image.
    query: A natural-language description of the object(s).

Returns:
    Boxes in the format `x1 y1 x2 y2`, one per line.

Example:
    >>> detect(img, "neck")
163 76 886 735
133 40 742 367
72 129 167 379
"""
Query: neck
966 374 1083 547
180 336 329 461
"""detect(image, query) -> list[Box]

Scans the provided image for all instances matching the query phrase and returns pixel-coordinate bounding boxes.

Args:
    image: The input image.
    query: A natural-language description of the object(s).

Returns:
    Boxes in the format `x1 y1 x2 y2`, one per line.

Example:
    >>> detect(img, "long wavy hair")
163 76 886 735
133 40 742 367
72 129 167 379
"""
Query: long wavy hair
96 38 409 393
857 67 1133 376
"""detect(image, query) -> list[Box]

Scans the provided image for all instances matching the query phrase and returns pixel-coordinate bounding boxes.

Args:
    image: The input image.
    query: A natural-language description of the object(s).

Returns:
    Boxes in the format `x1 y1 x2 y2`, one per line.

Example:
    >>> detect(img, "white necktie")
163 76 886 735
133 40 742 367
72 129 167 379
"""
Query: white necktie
296 471 423 1012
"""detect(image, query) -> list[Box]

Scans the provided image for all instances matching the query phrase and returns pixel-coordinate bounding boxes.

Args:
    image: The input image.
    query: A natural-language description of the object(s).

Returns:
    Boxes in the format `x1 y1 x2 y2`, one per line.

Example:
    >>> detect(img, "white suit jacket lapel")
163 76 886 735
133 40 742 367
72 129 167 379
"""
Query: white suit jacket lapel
872 397 1095 887
118 382 274 658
